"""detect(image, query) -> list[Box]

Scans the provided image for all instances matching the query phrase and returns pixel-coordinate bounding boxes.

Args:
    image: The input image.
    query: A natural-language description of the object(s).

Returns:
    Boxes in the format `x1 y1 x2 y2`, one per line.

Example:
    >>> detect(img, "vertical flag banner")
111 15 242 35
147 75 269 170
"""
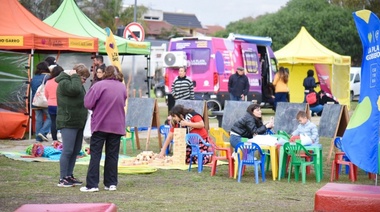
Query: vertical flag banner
343 10 380 174
314 64 332 94
104 27 121 72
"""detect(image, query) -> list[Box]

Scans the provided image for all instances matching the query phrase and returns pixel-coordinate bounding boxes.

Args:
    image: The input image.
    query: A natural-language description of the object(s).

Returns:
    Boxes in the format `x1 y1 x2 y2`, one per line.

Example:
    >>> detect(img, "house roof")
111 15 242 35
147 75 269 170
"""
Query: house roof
145 20 174 35
196 25 225 36
144 20 190 36
163 12 202 28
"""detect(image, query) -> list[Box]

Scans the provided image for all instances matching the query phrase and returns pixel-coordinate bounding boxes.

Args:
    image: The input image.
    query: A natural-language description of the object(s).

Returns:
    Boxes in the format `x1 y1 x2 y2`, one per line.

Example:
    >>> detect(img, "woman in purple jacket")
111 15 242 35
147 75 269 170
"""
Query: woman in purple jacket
80 65 127 192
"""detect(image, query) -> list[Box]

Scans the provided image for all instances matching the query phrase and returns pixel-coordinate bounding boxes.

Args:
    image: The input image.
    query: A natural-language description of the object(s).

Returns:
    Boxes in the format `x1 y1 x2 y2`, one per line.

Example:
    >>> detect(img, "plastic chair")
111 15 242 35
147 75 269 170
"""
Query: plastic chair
209 127 231 157
159 125 172 155
235 142 266 184
330 137 358 182
208 136 234 178
284 142 319 183
185 133 214 173
120 127 135 154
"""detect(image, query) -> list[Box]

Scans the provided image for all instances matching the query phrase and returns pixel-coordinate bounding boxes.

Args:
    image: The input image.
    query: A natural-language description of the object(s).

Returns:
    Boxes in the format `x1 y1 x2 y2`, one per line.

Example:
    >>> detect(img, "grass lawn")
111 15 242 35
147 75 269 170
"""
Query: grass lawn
0 100 371 212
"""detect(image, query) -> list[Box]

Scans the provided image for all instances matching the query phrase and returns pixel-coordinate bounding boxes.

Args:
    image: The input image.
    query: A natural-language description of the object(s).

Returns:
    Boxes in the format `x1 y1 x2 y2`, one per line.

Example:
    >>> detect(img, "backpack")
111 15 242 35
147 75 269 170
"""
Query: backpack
32 75 48 108
306 92 317 105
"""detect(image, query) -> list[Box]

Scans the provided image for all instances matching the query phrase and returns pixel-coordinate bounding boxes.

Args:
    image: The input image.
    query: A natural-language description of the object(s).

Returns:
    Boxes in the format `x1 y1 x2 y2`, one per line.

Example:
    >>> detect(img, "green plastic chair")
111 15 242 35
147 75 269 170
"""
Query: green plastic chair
120 127 135 154
283 142 319 184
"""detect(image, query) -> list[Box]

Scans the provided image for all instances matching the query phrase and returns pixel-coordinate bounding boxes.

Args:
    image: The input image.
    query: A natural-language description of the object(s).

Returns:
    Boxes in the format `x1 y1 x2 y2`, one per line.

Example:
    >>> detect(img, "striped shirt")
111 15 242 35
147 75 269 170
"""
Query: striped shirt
171 76 194 100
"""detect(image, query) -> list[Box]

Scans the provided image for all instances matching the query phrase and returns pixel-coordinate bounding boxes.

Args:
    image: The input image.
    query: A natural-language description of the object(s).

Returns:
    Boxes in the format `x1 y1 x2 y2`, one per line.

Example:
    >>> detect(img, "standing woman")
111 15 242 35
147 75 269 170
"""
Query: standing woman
56 64 90 187
80 65 127 192
31 61 51 142
171 67 194 101
44 65 63 143
272 66 289 110
303 69 319 102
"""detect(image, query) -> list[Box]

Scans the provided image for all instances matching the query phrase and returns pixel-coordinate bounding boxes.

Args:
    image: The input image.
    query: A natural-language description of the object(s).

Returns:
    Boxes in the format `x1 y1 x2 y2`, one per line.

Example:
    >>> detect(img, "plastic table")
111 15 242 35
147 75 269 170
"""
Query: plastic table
233 139 278 181
278 143 323 182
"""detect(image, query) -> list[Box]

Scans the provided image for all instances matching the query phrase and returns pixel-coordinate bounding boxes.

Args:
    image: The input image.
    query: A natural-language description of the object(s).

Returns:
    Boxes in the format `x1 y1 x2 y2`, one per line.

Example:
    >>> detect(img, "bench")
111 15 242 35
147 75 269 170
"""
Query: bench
314 183 380 212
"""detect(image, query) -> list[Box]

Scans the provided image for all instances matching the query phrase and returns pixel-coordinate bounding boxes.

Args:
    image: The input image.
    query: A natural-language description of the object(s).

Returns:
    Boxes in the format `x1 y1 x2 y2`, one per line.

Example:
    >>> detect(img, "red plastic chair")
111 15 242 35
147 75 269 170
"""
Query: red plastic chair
330 137 358 182
209 136 234 178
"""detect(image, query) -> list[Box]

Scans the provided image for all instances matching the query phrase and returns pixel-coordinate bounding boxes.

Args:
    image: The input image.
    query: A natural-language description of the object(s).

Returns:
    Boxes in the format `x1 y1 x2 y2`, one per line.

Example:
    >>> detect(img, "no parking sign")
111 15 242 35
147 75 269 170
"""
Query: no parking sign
123 22 145 42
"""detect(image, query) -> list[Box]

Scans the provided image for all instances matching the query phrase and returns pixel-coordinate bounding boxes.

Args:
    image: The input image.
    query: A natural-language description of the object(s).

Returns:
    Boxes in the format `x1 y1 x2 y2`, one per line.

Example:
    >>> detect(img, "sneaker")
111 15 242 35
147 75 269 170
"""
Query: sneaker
38 133 49 142
57 178 73 187
104 185 117 191
80 187 99 192
67 175 83 186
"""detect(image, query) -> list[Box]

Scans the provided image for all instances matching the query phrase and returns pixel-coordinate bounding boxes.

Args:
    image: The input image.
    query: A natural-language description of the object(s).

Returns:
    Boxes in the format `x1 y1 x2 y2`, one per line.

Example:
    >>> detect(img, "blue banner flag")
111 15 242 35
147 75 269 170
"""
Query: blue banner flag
344 10 380 173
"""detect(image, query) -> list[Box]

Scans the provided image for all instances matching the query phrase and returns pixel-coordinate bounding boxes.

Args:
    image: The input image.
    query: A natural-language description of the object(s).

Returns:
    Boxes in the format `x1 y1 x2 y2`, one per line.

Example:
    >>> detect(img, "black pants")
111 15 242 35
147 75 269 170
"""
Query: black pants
85 131 121 188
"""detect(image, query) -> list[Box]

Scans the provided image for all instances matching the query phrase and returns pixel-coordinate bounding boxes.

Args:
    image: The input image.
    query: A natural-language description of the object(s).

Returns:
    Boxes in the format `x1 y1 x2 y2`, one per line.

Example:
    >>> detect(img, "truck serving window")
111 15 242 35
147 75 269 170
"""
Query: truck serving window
190 49 210 74
243 52 259 74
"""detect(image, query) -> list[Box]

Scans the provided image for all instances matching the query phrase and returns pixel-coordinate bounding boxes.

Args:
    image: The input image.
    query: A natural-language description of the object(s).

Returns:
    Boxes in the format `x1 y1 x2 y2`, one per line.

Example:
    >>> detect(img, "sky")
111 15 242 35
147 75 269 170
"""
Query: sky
123 0 290 27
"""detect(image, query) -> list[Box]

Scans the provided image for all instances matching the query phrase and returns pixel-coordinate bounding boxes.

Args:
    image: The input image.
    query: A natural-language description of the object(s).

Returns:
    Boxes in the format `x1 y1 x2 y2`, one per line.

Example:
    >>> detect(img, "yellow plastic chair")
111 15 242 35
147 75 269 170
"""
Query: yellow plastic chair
120 127 135 155
209 127 231 156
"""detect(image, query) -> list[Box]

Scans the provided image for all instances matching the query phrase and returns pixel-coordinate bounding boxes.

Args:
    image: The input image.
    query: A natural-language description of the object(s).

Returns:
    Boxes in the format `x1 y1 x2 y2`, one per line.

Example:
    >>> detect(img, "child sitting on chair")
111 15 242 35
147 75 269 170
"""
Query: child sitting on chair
158 104 212 165
291 111 319 144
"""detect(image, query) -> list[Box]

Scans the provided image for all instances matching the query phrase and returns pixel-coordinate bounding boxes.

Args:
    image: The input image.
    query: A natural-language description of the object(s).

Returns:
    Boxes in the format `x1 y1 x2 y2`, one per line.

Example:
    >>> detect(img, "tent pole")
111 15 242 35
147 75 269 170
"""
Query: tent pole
376 174 378 186
28 49 34 140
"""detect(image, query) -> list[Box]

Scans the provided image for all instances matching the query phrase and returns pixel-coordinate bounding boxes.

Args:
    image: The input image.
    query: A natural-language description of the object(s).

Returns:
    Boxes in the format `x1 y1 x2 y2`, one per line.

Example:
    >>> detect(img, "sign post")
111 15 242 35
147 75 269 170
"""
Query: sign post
123 22 145 42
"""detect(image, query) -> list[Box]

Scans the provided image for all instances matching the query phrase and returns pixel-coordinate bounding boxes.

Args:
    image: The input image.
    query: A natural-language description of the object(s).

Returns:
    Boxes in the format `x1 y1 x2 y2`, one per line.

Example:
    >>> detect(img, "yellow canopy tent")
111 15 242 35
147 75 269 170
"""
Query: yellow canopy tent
274 26 351 107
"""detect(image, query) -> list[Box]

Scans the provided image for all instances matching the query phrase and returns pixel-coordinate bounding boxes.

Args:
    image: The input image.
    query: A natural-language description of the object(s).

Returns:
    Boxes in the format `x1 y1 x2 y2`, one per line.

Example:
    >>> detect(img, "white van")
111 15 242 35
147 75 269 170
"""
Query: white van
350 67 361 101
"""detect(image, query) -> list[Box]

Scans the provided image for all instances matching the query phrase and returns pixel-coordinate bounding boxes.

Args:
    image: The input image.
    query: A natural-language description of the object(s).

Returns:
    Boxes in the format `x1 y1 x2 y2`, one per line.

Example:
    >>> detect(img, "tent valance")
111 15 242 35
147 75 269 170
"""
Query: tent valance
0 0 98 52
44 0 151 55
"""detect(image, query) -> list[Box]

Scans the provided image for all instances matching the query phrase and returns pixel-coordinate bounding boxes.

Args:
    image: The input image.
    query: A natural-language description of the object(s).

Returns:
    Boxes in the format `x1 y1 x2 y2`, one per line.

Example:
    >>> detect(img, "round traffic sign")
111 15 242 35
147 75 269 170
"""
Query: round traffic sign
123 22 145 42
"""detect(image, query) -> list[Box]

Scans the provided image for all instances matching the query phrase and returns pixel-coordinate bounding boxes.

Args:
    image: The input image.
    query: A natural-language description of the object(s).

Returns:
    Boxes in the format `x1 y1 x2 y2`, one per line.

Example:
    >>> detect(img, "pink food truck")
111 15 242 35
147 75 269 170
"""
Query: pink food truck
163 33 279 113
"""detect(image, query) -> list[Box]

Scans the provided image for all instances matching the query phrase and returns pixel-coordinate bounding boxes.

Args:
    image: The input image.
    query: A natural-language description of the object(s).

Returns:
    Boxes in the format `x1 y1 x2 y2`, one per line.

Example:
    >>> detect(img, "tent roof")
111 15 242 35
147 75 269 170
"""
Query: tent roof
274 27 350 65
0 0 98 52
44 0 151 55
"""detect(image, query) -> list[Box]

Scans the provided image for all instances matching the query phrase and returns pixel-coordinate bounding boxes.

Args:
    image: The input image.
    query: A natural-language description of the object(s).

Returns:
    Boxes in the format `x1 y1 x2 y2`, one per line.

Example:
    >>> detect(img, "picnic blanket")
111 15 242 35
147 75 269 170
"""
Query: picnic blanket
0 150 129 165
118 157 228 171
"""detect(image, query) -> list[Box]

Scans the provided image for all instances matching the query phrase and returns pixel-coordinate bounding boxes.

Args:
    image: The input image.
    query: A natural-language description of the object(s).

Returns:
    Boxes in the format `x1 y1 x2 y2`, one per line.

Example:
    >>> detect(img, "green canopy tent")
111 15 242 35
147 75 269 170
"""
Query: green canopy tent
43 0 151 55
44 0 154 98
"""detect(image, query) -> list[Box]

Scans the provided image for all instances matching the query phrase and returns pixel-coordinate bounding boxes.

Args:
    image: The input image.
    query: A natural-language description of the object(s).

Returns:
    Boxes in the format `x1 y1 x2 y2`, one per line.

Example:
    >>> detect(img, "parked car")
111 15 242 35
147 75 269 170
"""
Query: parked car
350 67 361 101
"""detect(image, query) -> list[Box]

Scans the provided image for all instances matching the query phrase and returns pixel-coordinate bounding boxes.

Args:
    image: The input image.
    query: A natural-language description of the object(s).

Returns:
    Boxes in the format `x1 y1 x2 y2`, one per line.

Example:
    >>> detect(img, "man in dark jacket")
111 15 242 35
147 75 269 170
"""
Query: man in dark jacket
228 67 249 101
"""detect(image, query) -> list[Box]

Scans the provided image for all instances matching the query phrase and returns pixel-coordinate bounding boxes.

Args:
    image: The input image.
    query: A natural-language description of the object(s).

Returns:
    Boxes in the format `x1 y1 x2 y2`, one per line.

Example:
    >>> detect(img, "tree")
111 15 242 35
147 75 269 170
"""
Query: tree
80 0 147 33
217 0 362 65
19 0 61 20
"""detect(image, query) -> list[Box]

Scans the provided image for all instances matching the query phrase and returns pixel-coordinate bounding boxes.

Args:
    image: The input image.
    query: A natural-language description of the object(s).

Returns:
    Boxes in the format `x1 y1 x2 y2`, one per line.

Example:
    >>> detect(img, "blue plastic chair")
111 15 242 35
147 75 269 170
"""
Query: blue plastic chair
235 142 266 184
159 125 172 155
185 133 213 173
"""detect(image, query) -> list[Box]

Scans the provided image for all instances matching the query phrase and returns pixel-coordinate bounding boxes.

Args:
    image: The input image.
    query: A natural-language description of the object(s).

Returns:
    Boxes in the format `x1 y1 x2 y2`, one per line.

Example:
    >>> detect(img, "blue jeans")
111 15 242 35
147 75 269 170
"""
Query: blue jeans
230 134 242 149
310 104 323 116
274 92 288 109
59 128 84 179
35 108 51 141
230 93 242 101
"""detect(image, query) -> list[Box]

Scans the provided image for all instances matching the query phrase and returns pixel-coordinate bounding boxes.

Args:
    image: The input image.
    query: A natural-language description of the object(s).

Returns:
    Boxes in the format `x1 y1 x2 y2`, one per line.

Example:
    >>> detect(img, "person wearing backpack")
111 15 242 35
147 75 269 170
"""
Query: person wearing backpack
307 91 323 116
31 61 51 142
303 69 320 103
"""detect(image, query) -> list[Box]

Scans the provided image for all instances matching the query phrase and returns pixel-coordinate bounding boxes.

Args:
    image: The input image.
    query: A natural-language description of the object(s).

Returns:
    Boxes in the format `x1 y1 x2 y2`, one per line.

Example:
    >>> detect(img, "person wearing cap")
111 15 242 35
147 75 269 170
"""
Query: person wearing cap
228 67 249 101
